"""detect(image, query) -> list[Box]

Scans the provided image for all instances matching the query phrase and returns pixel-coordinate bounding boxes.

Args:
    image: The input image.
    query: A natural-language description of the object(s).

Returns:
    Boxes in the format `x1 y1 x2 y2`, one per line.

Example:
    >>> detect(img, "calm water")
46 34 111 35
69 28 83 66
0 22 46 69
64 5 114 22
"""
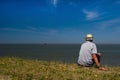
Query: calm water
0 44 120 66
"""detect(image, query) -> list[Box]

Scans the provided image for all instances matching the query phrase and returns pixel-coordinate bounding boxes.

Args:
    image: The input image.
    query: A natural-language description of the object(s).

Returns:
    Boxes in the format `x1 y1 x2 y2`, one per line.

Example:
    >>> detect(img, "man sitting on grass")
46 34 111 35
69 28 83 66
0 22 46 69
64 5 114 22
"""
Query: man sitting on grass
77 34 107 71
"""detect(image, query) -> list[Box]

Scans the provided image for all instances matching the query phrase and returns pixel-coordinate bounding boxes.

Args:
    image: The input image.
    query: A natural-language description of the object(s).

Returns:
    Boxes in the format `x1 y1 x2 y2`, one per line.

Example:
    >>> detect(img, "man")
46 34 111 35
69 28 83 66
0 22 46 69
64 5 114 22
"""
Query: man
77 34 107 71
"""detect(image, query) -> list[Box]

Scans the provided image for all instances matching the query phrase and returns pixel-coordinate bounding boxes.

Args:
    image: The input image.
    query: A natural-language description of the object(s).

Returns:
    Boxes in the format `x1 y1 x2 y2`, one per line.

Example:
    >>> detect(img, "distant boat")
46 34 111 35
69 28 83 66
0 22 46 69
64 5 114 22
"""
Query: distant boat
43 43 47 45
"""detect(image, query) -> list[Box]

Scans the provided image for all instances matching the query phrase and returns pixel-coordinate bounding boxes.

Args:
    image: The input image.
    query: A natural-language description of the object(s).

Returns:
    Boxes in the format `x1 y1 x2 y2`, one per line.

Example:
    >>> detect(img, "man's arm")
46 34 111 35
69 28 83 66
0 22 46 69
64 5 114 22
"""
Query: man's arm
92 54 101 67
92 54 107 71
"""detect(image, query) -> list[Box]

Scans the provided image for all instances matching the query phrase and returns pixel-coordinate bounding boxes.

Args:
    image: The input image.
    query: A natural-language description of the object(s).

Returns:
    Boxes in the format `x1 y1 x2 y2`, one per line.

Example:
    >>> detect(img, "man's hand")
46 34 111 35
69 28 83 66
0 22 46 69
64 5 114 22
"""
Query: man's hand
98 67 107 71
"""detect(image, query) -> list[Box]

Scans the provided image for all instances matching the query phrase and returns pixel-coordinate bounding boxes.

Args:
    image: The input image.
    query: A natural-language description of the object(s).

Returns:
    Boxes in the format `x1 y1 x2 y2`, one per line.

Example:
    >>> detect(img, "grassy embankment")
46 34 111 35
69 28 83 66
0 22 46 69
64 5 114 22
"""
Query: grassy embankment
0 57 120 80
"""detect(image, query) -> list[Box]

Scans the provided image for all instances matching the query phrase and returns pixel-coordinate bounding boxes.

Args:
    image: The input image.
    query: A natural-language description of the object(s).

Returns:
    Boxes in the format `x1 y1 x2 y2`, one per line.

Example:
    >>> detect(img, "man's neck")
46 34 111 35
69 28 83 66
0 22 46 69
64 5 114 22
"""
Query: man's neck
86 40 93 42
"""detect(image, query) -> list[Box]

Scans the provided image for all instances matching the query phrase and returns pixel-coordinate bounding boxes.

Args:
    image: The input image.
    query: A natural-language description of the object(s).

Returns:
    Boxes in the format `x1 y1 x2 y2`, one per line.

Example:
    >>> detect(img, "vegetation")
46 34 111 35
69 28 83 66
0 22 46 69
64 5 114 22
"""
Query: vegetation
0 57 120 80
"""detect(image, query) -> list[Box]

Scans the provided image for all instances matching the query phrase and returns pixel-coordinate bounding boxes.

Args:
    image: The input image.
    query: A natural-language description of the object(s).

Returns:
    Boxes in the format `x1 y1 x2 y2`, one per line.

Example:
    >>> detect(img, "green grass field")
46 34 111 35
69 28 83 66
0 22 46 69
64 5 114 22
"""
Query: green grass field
0 57 120 80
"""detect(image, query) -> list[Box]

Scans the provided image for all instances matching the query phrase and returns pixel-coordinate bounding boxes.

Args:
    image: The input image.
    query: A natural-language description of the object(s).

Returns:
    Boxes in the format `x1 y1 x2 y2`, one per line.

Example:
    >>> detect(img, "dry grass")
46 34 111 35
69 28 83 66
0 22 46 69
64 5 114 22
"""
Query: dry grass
0 57 120 80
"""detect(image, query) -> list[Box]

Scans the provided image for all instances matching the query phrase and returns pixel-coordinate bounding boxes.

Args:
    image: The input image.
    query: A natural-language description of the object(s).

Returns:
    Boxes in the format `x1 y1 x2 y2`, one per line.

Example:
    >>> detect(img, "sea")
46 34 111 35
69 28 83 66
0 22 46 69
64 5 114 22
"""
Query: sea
0 44 120 66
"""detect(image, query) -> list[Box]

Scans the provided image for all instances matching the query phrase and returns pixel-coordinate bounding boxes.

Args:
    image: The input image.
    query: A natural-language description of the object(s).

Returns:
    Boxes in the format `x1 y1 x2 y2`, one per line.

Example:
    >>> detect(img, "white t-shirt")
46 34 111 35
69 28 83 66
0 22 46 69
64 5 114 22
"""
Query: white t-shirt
77 41 97 66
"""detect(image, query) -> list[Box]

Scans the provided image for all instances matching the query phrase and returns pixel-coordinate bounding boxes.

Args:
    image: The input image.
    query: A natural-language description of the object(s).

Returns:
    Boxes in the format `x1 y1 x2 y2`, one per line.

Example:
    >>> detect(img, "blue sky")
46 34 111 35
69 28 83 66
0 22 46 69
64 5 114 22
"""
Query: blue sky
0 0 120 44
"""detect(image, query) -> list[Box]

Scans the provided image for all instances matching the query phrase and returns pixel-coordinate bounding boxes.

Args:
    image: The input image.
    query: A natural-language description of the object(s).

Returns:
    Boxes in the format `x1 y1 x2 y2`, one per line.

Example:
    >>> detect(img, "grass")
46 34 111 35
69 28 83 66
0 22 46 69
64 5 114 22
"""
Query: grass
0 57 120 80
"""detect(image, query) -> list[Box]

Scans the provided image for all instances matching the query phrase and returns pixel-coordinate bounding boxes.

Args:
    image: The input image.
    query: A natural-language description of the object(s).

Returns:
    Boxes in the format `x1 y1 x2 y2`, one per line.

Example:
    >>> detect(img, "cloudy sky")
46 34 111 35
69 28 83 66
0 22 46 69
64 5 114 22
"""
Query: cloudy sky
0 0 120 44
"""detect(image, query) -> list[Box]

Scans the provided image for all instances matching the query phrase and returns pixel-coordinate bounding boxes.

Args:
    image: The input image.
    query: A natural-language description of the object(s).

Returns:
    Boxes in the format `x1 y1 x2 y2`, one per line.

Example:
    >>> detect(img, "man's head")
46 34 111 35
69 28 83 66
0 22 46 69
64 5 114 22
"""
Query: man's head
86 34 93 42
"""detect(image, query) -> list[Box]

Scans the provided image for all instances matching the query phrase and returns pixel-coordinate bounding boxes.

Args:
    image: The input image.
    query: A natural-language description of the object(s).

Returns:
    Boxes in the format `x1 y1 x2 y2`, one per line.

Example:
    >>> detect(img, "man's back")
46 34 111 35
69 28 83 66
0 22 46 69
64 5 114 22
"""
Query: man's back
77 41 97 66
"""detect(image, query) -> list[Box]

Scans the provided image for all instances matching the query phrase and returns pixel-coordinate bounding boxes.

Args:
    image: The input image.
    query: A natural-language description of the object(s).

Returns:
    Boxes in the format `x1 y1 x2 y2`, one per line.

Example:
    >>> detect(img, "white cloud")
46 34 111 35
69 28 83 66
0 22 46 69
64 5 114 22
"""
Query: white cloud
0 27 36 33
95 18 120 30
0 27 59 36
26 26 37 30
49 29 58 34
83 9 99 20
116 0 120 4
52 0 58 7
68 2 77 7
